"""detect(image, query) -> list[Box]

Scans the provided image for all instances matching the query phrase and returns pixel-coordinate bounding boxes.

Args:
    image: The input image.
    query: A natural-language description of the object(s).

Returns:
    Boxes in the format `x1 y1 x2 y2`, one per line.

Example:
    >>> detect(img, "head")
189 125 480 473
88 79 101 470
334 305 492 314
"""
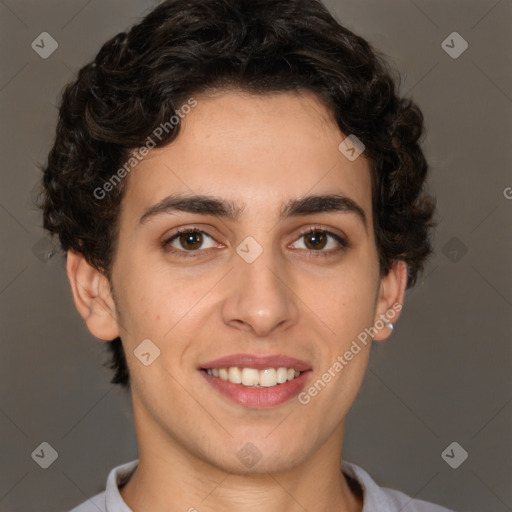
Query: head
40 0 436 474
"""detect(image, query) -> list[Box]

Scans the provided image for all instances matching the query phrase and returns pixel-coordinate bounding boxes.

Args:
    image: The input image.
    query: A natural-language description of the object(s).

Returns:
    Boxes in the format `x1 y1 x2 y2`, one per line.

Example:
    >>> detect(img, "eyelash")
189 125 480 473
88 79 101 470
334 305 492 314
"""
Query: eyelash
161 226 349 259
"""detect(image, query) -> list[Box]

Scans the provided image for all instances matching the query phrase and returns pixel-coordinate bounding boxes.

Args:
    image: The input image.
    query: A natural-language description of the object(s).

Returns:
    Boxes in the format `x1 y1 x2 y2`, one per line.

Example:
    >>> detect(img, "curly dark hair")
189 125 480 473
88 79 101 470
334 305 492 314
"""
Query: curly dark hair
39 0 437 389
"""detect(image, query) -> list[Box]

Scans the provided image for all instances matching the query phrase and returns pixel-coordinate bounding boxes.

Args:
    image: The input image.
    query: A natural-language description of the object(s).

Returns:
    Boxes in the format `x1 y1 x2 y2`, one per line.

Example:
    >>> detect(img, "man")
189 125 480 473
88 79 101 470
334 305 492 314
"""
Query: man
40 0 452 510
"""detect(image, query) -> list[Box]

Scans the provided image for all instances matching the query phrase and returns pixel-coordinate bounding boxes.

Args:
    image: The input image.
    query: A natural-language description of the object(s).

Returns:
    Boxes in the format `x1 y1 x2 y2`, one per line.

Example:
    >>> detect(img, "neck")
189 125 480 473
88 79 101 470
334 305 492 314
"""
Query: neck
120 398 363 512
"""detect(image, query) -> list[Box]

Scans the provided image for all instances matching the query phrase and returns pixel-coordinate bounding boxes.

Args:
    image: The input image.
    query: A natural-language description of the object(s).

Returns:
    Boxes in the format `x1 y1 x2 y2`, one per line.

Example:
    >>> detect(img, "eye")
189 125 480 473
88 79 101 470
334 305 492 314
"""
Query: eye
290 228 348 254
161 226 349 259
162 228 220 255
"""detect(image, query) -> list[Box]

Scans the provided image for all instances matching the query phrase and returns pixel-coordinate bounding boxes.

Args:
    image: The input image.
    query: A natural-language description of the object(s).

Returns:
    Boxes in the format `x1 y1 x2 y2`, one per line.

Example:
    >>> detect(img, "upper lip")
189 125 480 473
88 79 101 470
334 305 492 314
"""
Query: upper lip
200 353 312 372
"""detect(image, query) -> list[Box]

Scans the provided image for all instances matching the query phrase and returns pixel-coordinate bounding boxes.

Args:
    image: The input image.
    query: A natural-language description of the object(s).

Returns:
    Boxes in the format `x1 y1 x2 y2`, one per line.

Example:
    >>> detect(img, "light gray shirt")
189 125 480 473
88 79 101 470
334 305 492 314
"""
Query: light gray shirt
69 459 456 512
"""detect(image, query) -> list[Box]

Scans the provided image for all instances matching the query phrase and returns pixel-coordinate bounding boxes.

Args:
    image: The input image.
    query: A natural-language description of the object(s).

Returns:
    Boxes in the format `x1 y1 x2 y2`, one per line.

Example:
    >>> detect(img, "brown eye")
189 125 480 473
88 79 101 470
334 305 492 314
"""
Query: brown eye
178 231 204 250
290 228 348 255
163 229 218 254
303 230 328 250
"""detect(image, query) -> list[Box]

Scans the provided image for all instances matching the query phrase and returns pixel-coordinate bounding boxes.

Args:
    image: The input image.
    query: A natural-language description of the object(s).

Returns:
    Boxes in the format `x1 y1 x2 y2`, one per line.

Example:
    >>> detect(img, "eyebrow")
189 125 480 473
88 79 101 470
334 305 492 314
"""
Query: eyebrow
139 193 367 231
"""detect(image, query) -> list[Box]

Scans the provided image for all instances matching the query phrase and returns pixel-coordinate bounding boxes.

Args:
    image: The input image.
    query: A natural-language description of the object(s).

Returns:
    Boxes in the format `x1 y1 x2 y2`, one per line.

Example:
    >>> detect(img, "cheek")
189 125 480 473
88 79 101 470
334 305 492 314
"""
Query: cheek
115 260 214 343
111 261 165 340
312 264 378 336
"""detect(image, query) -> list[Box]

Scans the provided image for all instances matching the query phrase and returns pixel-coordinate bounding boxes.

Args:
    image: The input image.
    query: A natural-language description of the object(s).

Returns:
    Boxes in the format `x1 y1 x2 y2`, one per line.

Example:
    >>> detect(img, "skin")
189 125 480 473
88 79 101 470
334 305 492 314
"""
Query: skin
67 89 407 512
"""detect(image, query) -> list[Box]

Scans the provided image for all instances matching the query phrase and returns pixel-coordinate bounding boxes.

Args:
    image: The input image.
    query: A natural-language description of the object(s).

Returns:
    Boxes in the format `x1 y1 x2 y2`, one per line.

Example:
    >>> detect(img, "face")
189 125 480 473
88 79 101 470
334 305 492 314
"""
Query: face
84 89 404 474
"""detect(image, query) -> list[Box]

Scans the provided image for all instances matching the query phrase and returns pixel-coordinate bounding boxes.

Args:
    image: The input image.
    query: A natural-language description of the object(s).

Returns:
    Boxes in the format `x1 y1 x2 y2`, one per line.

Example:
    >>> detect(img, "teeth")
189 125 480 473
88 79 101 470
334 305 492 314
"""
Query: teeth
241 368 259 386
205 366 302 387
260 368 277 387
228 367 242 384
276 367 288 384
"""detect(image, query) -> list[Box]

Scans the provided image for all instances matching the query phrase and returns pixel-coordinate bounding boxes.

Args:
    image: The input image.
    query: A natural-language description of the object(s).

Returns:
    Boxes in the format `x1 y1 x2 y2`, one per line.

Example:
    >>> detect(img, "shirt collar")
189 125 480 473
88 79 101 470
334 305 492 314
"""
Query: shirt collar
105 459 138 512
104 458 391 512
342 460 395 512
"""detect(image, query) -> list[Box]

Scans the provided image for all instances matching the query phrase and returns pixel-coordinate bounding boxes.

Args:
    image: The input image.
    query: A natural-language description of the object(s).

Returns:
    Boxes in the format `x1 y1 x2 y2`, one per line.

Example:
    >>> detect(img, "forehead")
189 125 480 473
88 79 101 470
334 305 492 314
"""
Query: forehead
120 89 373 226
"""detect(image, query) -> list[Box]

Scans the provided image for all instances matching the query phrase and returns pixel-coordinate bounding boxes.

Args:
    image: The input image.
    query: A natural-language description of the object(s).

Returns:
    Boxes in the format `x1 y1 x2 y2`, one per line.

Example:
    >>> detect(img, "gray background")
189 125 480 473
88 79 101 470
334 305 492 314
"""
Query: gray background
1 0 511 511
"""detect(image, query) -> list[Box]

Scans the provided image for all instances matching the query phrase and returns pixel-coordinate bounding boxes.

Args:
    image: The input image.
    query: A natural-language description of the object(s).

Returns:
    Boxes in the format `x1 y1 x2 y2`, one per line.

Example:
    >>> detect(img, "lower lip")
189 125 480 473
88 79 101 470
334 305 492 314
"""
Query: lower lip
201 370 311 409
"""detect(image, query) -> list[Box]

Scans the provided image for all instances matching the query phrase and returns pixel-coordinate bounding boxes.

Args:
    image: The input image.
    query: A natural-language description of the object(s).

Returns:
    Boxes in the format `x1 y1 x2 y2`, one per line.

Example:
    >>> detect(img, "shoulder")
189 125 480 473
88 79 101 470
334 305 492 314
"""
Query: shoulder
66 459 138 512
342 461 457 512
68 491 107 512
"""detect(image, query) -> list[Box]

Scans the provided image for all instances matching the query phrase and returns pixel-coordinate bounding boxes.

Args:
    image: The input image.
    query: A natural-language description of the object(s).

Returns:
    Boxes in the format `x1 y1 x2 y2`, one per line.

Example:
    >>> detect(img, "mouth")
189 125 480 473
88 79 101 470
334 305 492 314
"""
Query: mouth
202 366 303 387
199 354 312 408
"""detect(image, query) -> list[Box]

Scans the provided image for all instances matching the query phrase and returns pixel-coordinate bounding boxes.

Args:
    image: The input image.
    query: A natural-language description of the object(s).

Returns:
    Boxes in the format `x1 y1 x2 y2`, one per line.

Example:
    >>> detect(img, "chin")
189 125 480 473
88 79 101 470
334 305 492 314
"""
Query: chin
200 437 311 476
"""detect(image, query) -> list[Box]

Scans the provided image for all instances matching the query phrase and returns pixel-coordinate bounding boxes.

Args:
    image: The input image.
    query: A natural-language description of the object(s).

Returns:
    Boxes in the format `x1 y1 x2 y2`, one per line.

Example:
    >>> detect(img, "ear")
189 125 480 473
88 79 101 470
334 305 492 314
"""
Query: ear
66 250 120 341
372 260 408 342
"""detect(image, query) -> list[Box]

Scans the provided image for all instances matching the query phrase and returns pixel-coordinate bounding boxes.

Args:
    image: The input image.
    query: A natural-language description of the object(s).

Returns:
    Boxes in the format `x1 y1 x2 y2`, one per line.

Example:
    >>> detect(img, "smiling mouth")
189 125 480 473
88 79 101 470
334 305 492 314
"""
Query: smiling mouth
201 367 302 388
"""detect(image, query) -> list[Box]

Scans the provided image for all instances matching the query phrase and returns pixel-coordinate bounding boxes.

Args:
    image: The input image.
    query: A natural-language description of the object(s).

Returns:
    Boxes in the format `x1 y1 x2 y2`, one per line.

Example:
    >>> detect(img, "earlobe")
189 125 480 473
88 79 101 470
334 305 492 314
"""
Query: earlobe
372 260 408 342
66 250 120 341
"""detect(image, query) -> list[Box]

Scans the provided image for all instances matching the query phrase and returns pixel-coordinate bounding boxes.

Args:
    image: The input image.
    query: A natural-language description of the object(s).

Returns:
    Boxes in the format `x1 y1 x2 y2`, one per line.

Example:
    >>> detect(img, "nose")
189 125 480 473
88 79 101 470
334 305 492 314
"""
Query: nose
220 244 300 337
